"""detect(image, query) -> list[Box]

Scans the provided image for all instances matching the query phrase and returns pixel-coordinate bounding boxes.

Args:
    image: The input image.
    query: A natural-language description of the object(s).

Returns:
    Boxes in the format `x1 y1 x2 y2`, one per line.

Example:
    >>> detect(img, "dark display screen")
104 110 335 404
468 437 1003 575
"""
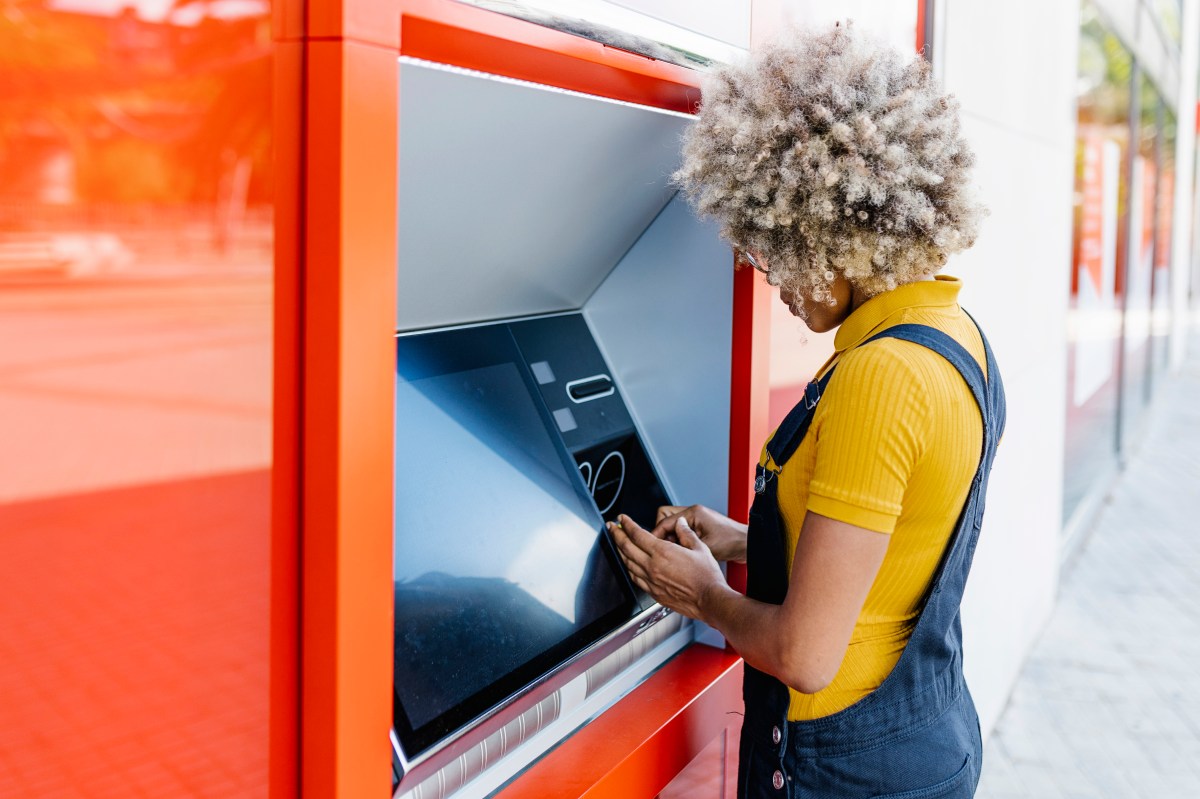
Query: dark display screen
393 326 637 757
573 434 670 528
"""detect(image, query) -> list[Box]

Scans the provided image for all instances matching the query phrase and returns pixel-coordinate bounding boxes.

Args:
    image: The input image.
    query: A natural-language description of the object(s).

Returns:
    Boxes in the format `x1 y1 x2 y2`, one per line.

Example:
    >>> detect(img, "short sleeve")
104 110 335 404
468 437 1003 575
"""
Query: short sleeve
806 343 928 534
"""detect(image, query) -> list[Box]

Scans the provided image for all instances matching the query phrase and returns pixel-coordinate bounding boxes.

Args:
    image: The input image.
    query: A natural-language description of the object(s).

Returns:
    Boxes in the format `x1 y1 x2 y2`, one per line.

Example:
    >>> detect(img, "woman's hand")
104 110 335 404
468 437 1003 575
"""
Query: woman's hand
608 514 726 622
652 505 748 564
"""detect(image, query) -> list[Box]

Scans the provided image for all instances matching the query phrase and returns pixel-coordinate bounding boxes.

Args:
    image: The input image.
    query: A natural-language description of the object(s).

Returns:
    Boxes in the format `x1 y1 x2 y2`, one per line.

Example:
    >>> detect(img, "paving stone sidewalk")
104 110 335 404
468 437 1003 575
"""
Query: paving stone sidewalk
976 343 1200 799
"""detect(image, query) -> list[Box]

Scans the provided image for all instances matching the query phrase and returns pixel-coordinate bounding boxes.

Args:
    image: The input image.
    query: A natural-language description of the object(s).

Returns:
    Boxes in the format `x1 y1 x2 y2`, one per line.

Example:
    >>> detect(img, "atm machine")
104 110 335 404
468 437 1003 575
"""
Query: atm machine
390 52 736 798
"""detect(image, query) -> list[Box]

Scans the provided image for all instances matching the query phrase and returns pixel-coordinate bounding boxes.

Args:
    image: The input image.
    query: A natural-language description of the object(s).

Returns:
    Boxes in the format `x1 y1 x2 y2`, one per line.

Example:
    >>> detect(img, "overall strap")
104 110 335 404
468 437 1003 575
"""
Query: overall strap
863 324 991 431
861 321 1001 590
752 318 1007 757
963 309 1007 441
764 369 836 470
764 317 1003 474
789 321 1001 743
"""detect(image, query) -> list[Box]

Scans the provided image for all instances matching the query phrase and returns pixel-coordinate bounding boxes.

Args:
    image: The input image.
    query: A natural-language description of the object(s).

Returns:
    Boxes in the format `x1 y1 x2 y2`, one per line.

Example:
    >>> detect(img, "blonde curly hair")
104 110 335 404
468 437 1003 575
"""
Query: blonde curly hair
675 21 984 306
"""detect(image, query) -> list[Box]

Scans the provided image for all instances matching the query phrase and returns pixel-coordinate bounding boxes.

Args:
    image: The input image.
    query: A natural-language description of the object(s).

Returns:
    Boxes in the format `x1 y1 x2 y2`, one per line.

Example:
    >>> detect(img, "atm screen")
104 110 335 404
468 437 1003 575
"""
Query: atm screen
393 325 638 757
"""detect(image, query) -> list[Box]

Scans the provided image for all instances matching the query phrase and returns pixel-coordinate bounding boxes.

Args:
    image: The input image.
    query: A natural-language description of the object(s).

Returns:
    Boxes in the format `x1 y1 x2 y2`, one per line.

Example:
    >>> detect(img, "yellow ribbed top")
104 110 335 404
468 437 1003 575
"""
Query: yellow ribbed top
759 275 986 720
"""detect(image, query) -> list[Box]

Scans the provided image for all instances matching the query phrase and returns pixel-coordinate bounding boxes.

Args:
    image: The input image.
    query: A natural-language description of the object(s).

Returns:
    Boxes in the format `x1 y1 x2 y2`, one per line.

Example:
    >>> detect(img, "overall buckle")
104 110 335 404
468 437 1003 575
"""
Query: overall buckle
803 380 822 410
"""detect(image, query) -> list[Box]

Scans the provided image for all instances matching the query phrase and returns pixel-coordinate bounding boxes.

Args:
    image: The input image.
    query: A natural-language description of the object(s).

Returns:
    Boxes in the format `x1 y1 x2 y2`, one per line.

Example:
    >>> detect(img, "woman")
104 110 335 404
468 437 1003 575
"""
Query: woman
609 22 1005 799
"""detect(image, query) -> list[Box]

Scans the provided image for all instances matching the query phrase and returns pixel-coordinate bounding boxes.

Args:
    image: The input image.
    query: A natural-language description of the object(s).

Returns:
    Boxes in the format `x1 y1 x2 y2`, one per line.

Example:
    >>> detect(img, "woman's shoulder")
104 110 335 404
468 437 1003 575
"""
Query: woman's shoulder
824 338 929 413
829 311 986 413
845 307 986 376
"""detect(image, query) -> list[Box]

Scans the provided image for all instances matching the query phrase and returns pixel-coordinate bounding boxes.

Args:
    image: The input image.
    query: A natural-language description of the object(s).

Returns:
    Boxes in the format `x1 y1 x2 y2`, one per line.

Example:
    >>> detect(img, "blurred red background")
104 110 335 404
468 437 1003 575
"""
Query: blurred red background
0 2 280 796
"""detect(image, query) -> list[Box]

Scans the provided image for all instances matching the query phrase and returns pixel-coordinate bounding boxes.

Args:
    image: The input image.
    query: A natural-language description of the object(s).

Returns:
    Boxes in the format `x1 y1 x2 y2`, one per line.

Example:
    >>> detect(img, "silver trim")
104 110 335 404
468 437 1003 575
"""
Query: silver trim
394 614 690 799
565 373 615 403
455 0 746 64
395 308 579 338
392 592 681 790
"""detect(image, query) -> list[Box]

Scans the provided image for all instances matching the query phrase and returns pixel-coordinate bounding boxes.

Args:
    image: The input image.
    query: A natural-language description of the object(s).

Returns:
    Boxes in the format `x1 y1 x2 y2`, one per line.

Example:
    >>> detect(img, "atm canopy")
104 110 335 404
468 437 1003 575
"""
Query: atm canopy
397 57 695 331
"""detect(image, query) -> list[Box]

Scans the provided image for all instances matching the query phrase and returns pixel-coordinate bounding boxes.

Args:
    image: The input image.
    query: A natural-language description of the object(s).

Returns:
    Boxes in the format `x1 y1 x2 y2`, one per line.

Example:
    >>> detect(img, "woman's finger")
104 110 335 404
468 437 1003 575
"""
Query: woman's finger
623 560 649 584
656 505 686 524
650 513 680 540
617 515 660 550
609 521 652 568
629 572 651 594
628 526 671 559
674 517 703 550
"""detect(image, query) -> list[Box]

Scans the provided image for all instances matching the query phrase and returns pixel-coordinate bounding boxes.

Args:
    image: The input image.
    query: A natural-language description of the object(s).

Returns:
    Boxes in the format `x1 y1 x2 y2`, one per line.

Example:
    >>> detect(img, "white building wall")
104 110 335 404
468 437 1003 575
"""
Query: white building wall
1170 0 1199 369
937 0 1079 735
750 0 919 53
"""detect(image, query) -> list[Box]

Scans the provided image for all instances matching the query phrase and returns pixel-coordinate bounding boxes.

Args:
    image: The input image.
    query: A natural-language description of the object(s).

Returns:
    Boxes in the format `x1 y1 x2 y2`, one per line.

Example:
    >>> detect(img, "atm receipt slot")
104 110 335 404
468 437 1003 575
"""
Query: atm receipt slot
566 374 615 402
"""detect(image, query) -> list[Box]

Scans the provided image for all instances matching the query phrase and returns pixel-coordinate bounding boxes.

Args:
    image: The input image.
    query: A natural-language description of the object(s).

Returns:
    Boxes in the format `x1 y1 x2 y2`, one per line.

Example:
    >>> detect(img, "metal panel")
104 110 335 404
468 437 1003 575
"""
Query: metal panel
455 0 748 61
397 58 690 331
606 0 751 48
584 194 732 515
394 614 689 799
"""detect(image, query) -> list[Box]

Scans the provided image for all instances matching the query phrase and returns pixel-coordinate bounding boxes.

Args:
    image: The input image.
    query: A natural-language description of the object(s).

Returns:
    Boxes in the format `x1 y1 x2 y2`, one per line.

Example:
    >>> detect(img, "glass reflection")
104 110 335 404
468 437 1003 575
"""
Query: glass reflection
1151 0 1182 47
1063 1 1131 525
1120 72 1162 445
392 364 605 623
1150 106 1176 380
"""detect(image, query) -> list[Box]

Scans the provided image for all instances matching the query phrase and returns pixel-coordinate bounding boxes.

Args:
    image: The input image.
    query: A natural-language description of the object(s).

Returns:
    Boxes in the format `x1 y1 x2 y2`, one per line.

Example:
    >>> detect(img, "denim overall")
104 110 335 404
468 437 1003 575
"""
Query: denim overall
739 322 1006 799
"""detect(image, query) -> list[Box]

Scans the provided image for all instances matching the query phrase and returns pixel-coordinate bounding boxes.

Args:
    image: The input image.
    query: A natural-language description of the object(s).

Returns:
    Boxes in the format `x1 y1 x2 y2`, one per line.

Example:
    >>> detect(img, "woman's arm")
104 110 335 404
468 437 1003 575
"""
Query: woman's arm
611 510 888 695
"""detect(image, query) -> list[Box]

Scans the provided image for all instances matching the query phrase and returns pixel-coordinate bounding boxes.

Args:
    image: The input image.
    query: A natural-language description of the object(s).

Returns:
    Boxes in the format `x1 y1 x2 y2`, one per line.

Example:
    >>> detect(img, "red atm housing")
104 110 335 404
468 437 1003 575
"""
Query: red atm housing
285 1 769 797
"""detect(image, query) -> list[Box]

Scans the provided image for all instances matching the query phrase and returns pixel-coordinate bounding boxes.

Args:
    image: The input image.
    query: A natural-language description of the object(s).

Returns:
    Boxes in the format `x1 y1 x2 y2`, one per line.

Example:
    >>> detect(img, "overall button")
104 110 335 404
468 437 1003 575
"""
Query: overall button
772 770 785 790
771 725 782 745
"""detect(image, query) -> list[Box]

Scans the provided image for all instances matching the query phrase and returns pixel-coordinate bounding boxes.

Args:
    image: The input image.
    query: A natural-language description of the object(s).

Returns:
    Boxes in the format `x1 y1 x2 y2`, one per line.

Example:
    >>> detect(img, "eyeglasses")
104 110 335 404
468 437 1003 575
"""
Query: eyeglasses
738 249 768 274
